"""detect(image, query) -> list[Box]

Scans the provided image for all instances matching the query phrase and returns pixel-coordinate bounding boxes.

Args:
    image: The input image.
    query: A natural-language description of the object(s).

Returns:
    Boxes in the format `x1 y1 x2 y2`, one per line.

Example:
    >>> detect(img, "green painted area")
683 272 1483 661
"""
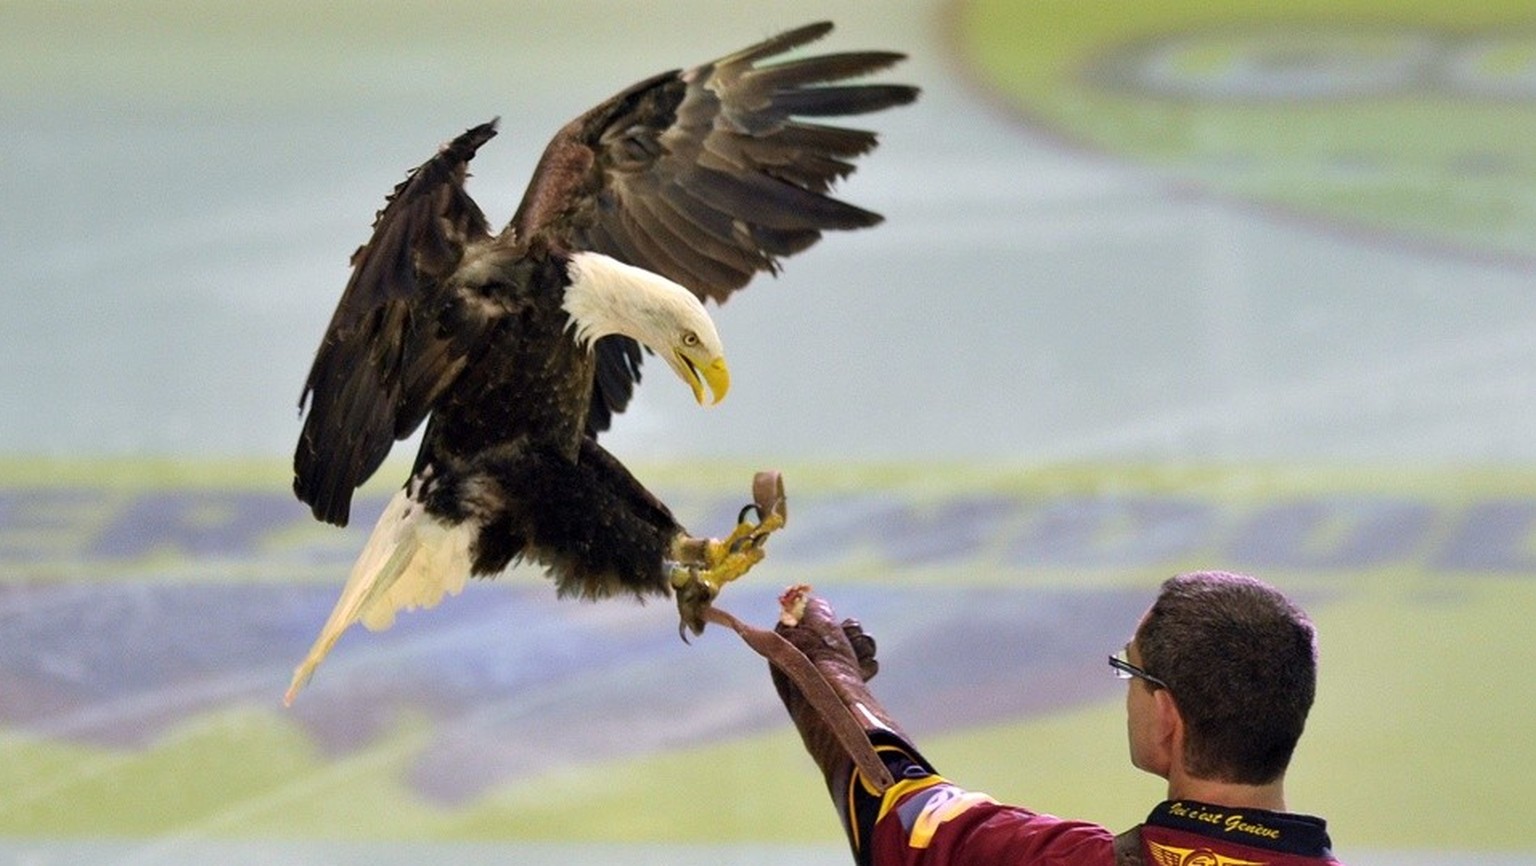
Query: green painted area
955 0 1536 260
1294 578 1536 845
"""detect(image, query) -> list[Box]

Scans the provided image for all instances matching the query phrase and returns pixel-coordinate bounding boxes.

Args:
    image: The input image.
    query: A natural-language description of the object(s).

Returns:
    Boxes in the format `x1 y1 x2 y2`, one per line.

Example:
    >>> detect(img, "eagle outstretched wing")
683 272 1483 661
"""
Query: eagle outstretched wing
294 121 499 526
510 21 919 430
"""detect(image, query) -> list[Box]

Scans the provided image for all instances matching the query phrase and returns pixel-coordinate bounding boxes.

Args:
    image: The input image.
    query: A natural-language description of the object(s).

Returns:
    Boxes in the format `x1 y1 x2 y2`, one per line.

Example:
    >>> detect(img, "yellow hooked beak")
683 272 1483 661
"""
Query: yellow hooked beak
678 352 730 405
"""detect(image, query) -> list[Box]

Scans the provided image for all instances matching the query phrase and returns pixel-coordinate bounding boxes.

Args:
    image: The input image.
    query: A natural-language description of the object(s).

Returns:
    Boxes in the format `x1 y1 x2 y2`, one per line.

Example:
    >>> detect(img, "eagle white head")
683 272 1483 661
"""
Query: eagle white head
562 251 730 404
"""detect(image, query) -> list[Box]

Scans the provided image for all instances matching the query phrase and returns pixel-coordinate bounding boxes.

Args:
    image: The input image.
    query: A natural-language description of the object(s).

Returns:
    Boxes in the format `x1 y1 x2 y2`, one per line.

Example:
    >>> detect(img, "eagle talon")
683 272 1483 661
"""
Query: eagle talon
672 564 720 639
670 536 770 637
733 528 773 554
669 475 788 638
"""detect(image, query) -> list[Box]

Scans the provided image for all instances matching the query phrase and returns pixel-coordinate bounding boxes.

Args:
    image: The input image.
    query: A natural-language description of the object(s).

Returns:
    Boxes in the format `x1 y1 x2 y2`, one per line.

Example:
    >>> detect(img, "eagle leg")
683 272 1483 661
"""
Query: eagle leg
670 472 788 636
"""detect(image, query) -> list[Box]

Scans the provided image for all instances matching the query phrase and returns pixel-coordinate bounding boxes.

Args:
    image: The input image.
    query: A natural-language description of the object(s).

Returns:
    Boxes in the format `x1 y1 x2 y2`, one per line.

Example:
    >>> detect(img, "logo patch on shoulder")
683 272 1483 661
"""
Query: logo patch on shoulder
1148 840 1268 866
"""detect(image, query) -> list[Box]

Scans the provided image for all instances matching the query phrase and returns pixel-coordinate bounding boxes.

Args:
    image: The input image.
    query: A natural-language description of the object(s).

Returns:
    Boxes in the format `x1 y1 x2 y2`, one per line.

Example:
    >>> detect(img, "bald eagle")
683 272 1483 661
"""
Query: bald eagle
285 22 916 704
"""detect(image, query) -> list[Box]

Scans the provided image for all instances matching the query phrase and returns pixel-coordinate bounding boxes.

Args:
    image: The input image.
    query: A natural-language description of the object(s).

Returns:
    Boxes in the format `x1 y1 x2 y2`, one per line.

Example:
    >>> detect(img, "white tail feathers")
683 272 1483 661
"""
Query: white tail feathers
284 488 472 706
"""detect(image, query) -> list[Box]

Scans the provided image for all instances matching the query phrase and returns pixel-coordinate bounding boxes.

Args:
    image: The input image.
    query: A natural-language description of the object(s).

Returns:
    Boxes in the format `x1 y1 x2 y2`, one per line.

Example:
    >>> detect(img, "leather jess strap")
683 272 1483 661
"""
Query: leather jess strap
704 604 896 793
702 471 895 794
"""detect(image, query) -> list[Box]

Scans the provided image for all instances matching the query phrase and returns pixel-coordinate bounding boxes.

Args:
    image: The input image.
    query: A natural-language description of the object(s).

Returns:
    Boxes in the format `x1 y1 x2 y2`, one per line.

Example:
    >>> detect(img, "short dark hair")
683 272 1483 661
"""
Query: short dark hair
1135 571 1317 785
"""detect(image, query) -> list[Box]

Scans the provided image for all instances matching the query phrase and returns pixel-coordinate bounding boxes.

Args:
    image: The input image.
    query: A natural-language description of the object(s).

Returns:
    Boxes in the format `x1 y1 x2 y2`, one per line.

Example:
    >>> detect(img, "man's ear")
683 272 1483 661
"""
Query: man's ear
1152 688 1185 773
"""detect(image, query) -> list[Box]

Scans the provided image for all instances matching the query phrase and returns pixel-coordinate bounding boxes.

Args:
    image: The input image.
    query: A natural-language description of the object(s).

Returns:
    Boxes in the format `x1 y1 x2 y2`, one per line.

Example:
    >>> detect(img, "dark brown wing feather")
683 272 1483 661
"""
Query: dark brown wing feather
509 22 918 432
586 336 644 435
513 21 916 296
294 121 499 526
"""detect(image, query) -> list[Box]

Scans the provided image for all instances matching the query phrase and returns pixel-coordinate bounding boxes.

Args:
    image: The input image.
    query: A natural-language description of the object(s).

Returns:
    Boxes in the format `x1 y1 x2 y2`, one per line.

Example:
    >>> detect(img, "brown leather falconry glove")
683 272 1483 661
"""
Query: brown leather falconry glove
771 595 904 785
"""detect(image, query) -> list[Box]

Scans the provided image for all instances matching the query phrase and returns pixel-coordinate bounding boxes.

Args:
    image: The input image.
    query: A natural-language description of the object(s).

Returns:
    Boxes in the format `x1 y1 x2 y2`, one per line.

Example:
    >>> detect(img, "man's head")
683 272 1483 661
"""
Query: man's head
1129 571 1318 786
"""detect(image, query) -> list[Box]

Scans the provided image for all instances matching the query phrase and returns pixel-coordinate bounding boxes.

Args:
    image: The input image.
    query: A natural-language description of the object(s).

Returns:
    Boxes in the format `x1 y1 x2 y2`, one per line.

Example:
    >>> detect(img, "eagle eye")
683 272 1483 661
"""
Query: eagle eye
682 331 700 347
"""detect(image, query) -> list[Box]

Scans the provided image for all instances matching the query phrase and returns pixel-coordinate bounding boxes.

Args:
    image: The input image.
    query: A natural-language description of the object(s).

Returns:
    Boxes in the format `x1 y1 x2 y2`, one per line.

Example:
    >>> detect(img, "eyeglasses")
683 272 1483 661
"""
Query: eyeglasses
1109 649 1169 691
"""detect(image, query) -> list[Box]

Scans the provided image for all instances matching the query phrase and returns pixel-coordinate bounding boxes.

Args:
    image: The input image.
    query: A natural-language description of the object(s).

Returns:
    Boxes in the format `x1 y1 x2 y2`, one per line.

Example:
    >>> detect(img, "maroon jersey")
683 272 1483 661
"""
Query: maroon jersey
838 732 1343 866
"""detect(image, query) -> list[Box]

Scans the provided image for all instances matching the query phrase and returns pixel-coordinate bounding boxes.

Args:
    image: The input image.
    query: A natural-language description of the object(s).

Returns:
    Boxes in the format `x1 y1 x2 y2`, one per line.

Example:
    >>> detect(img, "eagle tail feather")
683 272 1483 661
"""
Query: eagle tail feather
284 487 471 705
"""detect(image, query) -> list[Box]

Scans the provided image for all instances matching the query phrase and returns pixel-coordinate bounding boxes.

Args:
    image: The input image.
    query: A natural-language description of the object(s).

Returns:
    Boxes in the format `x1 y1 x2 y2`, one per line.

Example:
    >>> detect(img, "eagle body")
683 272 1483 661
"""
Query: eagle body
415 248 597 462
417 436 683 593
285 22 918 703
379 246 682 587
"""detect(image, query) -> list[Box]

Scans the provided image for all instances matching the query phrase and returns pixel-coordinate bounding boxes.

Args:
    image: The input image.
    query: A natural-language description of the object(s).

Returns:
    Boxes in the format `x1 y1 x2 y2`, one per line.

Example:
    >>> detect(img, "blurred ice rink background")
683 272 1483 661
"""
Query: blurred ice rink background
5 0 1534 466
2 1 1534 863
